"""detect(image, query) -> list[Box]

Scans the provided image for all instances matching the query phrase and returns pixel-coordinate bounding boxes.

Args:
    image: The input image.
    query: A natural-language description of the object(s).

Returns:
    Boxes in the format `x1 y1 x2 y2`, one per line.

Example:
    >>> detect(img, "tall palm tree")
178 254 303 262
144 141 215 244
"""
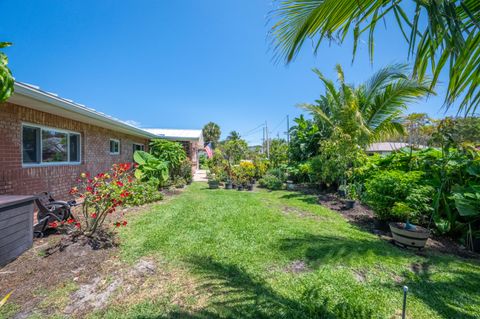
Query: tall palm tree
269 0 479 114
226 131 241 141
300 64 433 147
202 122 221 148
0 42 14 103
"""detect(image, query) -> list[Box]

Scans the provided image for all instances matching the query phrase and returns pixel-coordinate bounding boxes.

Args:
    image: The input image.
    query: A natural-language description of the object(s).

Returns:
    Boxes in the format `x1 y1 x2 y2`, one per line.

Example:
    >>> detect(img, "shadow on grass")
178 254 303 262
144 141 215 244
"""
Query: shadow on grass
132 255 375 319
277 233 480 318
384 260 480 319
279 193 319 205
278 233 407 267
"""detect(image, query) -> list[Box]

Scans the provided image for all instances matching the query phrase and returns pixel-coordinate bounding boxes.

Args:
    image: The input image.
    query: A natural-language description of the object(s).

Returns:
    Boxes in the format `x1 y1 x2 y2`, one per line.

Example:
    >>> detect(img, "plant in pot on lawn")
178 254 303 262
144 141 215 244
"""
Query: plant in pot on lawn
67 163 135 248
388 203 431 249
239 161 256 190
344 183 358 209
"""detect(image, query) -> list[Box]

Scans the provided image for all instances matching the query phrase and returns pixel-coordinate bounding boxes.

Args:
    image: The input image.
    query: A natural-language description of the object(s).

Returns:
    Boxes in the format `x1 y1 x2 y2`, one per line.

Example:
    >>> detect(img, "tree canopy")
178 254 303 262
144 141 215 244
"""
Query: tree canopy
269 0 480 114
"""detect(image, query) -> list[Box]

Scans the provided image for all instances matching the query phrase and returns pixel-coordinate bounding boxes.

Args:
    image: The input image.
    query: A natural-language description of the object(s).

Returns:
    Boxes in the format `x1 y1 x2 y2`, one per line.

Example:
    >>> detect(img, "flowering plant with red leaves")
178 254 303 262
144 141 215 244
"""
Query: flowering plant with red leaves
70 163 133 237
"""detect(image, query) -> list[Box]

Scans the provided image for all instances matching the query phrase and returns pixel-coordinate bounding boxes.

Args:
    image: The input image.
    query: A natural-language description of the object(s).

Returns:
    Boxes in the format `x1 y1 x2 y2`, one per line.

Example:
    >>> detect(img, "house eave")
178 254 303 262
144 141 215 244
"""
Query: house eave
9 82 158 140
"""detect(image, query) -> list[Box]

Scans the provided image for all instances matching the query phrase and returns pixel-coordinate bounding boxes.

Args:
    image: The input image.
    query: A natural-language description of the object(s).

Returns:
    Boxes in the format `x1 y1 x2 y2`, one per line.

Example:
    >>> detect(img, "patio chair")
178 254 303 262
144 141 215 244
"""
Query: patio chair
33 192 78 237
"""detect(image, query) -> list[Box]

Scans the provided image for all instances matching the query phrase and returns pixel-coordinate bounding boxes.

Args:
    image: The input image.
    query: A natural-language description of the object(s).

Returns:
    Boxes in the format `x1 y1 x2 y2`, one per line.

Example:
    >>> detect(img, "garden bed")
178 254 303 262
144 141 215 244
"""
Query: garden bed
316 192 480 259
0 189 183 318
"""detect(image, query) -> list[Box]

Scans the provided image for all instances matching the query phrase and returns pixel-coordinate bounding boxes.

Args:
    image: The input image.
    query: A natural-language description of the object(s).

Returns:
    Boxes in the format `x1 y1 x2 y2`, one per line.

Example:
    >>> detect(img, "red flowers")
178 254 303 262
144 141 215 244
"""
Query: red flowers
114 220 128 227
71 163 135 236
120 191 130 198
48 221 59 229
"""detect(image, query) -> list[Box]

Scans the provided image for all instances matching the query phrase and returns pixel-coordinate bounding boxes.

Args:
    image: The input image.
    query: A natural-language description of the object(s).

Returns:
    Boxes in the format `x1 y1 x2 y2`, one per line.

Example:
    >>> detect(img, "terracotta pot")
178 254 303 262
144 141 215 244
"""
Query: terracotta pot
389 222 430 249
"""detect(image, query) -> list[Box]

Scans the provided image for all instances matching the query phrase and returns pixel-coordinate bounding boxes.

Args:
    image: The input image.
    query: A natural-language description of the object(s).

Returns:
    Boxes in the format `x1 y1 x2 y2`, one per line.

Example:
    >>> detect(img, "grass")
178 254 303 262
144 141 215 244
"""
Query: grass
96 183 479 318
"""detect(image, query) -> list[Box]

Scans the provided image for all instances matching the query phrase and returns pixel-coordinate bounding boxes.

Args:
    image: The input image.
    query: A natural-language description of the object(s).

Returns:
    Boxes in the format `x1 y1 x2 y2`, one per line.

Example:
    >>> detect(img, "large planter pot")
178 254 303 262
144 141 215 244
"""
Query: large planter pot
246 184 253 191
338 189 346 197
225 182 232 190
237 185 244 191
389 222 430 249
286 181 296 191
208 180 219 189
344 200 355 209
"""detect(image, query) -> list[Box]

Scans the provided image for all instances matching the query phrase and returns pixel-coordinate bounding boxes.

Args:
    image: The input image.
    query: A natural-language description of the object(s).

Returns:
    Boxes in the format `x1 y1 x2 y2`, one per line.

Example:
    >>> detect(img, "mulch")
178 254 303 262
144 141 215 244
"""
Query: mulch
0 188 183 318
315 192 480 259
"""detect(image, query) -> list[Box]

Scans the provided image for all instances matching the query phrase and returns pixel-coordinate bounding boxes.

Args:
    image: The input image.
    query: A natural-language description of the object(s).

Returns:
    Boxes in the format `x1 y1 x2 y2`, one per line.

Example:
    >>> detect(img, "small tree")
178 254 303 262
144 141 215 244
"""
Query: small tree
223 139 248 165
69 163 134 237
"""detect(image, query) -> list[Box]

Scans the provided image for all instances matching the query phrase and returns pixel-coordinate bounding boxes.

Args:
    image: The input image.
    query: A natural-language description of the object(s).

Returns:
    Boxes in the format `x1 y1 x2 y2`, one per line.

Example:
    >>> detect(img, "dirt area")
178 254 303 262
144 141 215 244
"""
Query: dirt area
316 192 480 259
0 189 197 318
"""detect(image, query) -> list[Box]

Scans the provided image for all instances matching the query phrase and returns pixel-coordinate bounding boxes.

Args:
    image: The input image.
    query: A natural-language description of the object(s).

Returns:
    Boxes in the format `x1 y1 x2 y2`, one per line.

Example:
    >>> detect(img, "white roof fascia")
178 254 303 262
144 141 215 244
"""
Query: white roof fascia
9 82 158 139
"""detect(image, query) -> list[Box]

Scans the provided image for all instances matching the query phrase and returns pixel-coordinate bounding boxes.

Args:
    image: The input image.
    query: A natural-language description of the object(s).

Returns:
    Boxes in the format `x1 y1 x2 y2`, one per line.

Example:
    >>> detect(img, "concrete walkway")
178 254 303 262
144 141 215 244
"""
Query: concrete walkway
193 169 208 182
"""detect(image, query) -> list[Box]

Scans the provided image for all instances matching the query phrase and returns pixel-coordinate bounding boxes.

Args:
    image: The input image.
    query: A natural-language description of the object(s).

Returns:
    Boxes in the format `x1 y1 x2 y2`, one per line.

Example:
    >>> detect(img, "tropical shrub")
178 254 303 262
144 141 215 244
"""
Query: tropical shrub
223 138 248 165
269 138 289 168
363 170 434 222
149 139 187 180
0 42 14 103
133 151 169 187
123 178 163 206
258 174 283 190
178 159 193 184
69 163 134 237
253 158 269 179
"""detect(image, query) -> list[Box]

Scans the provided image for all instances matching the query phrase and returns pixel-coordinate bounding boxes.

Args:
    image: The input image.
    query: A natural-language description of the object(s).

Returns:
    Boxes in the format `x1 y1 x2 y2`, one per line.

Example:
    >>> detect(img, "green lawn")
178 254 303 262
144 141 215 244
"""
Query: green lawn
97 182 480 319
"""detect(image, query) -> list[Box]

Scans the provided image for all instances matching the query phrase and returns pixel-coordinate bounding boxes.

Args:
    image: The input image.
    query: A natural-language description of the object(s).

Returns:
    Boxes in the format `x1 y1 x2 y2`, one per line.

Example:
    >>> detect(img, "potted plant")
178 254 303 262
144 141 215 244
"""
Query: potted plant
246 183 253 191
224 179 233 189
388 203 430 249
344 183 357 209
237 184 244 191
338 184 347 197
286 180 295 191
207 173 220 189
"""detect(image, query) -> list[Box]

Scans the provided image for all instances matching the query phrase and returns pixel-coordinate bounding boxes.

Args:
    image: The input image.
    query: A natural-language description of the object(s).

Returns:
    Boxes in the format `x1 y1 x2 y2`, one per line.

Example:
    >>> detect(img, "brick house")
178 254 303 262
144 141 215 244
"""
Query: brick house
0 82 159 199
144 129 204 171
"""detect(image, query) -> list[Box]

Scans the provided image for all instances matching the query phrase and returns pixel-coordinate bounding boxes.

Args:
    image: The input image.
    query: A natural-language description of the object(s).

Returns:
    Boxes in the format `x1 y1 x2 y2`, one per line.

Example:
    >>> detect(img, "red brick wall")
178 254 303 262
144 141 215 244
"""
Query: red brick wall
0 102 149 199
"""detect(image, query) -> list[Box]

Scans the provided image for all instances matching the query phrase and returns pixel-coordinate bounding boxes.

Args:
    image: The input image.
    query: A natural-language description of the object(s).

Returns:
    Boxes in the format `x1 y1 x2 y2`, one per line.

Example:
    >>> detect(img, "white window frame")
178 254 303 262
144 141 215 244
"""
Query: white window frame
21 123 82 167
132 143 145 152
109 139 120 155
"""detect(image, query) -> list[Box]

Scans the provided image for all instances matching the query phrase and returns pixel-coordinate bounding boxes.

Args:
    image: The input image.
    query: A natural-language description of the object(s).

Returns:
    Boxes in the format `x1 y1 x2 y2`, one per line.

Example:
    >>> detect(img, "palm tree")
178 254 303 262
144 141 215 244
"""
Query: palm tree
202 122 221 148
269 0 479 114
0 42 14 103
300 64 433 147
226 131 241 141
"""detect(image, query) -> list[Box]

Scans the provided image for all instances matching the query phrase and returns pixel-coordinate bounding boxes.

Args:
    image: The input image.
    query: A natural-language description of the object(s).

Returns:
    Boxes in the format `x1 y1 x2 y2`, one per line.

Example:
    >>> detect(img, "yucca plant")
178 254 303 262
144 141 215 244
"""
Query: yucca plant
269 0 480 115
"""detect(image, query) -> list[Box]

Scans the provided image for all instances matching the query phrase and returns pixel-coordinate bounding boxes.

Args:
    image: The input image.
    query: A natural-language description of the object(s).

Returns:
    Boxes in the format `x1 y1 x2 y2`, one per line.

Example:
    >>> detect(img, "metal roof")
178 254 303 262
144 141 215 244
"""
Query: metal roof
366 142 427 152
9 81 158 139
144 128 203 142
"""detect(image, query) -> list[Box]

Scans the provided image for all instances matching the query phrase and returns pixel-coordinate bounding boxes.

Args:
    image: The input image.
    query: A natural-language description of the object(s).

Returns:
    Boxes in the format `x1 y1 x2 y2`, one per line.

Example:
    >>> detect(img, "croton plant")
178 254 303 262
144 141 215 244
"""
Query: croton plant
67 163 134 237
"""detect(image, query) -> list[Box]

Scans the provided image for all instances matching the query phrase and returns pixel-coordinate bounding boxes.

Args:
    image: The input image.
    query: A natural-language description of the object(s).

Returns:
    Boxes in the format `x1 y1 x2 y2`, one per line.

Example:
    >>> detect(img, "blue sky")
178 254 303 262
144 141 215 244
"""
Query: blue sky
1 1 457 145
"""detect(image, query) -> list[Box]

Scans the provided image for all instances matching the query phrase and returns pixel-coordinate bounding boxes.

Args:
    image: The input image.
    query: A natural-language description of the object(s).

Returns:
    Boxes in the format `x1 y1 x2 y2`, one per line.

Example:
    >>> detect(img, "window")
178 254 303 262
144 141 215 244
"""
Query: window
133 143 145 152
110 139 120 155
22 124 81 165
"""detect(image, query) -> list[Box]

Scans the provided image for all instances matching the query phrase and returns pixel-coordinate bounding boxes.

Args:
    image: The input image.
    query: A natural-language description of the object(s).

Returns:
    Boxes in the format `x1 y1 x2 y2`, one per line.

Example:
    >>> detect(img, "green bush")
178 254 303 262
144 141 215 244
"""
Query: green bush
363 170 434 221
124 179 164 206
258 174 283 190
178 159 193 184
